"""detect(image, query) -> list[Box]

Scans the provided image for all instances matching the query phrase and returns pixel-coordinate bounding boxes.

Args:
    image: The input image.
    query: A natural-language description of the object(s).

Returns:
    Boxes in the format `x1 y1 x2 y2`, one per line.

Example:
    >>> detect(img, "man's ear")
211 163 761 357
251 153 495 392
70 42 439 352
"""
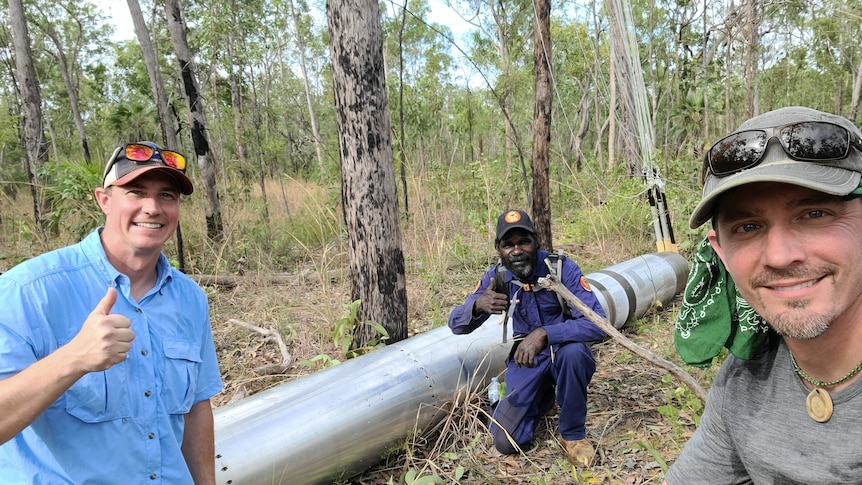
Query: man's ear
707 228 725 263
94 187 111 215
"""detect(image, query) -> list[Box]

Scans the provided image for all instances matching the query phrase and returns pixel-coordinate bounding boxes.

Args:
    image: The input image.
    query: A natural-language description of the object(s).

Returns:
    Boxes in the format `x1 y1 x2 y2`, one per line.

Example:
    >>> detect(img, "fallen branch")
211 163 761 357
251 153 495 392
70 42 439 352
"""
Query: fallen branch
538 275 708 403
228 318 293 375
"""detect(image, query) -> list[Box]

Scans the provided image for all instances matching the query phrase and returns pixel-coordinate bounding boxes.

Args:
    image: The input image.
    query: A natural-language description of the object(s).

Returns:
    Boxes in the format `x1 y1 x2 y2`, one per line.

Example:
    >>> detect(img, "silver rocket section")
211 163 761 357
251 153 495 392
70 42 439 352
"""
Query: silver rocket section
213 251 689 484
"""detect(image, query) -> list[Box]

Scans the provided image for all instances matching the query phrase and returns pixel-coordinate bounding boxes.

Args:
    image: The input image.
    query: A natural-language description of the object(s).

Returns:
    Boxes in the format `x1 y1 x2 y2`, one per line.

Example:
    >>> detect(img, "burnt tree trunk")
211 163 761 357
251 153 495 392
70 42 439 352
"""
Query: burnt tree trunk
164 0 224 241
327 0 408 345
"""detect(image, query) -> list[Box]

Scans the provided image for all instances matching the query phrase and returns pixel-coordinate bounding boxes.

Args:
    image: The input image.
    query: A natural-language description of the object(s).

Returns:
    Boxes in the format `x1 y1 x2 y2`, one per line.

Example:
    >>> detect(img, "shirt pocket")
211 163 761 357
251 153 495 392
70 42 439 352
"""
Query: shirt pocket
160 338 202 415
64 366 130 423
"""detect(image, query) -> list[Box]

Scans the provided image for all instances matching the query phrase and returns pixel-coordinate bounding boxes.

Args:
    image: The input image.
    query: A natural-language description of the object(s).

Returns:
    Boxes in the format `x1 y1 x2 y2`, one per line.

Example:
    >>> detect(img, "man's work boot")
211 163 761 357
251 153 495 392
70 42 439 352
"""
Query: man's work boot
560 437 594 467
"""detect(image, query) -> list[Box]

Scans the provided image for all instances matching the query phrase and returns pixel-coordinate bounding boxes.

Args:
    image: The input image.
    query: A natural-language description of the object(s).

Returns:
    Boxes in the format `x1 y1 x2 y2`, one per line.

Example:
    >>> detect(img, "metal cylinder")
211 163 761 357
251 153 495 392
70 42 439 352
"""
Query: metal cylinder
214 314 512 485
587 252 688 329
213 252 689 485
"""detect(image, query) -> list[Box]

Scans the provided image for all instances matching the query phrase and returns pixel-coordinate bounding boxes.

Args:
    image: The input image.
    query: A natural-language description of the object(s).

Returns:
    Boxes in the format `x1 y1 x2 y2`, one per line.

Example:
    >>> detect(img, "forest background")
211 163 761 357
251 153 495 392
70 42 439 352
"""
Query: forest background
2 0 862 483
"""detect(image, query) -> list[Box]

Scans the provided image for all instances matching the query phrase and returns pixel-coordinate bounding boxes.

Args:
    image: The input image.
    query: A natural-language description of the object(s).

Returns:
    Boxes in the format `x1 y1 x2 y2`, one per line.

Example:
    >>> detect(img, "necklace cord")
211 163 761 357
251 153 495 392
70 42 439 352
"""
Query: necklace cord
790 353 862 388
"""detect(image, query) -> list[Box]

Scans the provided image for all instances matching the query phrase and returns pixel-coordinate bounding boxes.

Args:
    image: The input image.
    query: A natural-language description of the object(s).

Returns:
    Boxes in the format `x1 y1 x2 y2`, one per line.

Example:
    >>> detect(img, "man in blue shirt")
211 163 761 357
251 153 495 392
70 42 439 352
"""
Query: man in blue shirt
449 210 606 467
0 142 223 483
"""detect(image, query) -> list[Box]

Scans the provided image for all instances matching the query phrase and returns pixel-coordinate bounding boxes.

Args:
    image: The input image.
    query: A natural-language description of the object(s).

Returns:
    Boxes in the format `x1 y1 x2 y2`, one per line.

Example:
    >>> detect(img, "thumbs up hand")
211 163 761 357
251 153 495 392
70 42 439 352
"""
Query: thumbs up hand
66 287 135 372
474 285 509 316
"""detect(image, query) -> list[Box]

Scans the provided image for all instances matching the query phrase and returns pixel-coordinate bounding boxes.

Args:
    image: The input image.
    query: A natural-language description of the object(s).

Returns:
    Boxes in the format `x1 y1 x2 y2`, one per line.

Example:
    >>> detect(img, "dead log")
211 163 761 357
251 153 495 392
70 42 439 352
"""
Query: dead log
538 275 708 403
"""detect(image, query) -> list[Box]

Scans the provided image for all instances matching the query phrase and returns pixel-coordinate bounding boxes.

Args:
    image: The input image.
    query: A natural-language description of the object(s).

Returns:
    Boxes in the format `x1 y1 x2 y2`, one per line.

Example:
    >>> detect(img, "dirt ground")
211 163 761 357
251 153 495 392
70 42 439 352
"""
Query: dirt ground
205 266 704 485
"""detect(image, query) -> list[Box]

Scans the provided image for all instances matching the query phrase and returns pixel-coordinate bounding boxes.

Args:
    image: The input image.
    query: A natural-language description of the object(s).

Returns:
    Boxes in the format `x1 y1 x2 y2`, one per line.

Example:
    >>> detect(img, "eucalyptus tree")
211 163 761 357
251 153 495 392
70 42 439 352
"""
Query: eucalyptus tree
103 41 170 141
549 19 597 171
381 0 453 214
740 0 761 117
27 1 106 163
459 0 534 205
0 20 25 181
7 0 48 231
186 0 258 184
530 0 552 249
287 0 325 175
126 0 178 150
803 0 862 119
164 0 224 241
327 0 408 345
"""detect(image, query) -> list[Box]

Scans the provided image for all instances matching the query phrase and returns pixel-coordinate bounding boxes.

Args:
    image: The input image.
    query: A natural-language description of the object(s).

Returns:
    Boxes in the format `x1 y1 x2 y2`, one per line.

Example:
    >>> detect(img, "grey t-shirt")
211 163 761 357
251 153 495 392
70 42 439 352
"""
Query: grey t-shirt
665 339 862 484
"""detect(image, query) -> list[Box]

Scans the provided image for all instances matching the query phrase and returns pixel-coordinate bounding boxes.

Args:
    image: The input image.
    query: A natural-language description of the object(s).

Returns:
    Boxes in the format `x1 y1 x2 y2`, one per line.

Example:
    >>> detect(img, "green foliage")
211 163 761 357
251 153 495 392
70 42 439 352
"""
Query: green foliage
635 440 669 473
104 100 160 142
556 167 656 259
297 353 340 370
657 375 704 438
568 464 596 484
397 468 448 485
40 158 103 241
333 300 391 359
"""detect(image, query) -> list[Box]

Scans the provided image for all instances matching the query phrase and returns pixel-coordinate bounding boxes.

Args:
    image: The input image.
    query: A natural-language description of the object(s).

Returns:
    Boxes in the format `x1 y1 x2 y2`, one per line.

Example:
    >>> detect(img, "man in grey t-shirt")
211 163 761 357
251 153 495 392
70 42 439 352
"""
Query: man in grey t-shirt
665 106 862 484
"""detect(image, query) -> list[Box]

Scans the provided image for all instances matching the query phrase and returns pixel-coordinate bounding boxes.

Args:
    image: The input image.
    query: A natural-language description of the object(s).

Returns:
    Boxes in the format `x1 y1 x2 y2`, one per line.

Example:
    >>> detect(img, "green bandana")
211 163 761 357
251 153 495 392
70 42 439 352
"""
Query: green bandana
674 237 773 367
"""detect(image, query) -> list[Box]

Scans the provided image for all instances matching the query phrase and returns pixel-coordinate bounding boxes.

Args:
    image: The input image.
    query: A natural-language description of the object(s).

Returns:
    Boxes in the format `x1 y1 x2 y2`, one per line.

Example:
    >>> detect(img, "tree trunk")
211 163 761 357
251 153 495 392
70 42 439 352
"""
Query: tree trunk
8 0 48 231
33 17 90 163
128 0 179 150
226 0 251 183
327 0 408 345
608 42 617 170
489 0 514 176
742 0 760 118
573 79 592 173
702 0 710 141
531 0 553 251
164 0 224 241
288 0 325 176
850 55 862 122
397 0 409 220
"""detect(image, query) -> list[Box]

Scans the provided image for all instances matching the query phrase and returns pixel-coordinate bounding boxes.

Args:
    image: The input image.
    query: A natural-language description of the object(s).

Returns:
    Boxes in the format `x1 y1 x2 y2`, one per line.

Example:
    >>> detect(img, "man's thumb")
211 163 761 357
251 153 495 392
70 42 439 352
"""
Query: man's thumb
93 287 118 316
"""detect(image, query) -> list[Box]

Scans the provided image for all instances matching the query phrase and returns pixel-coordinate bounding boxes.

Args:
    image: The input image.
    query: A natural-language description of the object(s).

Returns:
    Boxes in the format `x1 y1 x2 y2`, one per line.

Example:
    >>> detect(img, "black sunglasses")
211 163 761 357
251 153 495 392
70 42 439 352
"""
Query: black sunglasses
705 121 862 179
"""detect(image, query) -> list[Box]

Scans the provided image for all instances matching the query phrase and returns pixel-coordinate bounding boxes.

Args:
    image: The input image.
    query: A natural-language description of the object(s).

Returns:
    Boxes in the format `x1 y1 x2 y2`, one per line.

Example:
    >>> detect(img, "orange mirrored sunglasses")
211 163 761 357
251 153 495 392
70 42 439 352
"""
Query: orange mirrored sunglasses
124 144 187 172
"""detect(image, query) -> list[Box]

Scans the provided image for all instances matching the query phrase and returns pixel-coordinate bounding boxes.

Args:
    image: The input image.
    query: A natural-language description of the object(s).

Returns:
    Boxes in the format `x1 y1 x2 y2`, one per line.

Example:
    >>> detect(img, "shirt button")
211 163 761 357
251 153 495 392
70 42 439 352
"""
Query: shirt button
144 390 152 397
148 433 155 439
135 308 142 314
149 473 157 480
141 349 148 356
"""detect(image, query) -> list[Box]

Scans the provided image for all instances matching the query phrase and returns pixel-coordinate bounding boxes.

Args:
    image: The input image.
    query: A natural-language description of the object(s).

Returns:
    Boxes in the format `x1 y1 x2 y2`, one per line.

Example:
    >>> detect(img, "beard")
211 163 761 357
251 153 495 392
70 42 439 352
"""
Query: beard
502 253 538 281
748 264 837 340
765 302 831 340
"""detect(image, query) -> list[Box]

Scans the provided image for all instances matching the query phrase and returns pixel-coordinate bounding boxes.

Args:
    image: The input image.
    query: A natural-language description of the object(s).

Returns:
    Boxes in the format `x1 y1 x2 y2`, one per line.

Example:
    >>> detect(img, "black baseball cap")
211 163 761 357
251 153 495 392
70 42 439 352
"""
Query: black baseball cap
496 210 535 240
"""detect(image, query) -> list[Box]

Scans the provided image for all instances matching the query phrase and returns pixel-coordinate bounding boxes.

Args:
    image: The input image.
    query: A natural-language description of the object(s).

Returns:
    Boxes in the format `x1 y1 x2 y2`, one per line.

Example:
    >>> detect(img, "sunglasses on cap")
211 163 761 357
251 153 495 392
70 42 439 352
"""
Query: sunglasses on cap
118 143 187 172
705 121 862 179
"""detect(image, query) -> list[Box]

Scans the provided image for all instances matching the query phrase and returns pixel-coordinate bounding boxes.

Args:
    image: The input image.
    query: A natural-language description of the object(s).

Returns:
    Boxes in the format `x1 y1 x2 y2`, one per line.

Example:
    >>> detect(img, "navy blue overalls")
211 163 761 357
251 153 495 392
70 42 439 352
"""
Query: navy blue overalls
448 249 606 453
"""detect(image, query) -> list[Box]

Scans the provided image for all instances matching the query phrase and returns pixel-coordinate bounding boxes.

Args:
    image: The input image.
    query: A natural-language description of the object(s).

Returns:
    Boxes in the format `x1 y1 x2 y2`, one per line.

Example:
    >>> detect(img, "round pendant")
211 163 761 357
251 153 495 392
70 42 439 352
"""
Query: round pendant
805 388 833 423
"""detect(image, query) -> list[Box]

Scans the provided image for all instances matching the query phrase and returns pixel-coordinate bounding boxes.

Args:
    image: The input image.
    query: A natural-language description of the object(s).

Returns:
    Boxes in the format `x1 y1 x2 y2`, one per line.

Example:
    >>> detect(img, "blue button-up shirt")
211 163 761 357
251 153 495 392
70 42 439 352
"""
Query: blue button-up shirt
448 249 607 346
0 229 223 484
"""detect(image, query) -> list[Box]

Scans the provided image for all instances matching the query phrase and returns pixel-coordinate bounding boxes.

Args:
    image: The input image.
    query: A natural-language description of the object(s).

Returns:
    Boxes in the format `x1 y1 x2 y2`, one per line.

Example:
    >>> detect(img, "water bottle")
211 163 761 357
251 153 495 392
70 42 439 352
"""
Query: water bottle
488 377 501 406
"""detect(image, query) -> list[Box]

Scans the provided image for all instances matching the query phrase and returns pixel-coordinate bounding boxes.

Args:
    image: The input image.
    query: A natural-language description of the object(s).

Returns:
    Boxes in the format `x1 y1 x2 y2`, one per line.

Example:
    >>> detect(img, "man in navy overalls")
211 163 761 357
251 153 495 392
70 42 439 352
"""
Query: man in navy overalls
448 210 606 466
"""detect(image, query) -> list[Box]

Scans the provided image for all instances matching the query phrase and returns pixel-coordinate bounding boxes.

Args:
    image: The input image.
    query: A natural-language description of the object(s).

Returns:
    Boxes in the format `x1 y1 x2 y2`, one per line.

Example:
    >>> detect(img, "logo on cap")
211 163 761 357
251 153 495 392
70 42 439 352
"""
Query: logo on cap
504 211 522 224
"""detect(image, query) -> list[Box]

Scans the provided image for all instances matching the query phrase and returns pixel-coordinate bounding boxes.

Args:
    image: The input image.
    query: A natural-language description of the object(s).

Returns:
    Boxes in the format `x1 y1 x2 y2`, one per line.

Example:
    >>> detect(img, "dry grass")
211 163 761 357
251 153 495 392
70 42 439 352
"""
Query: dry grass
0 174 706 484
